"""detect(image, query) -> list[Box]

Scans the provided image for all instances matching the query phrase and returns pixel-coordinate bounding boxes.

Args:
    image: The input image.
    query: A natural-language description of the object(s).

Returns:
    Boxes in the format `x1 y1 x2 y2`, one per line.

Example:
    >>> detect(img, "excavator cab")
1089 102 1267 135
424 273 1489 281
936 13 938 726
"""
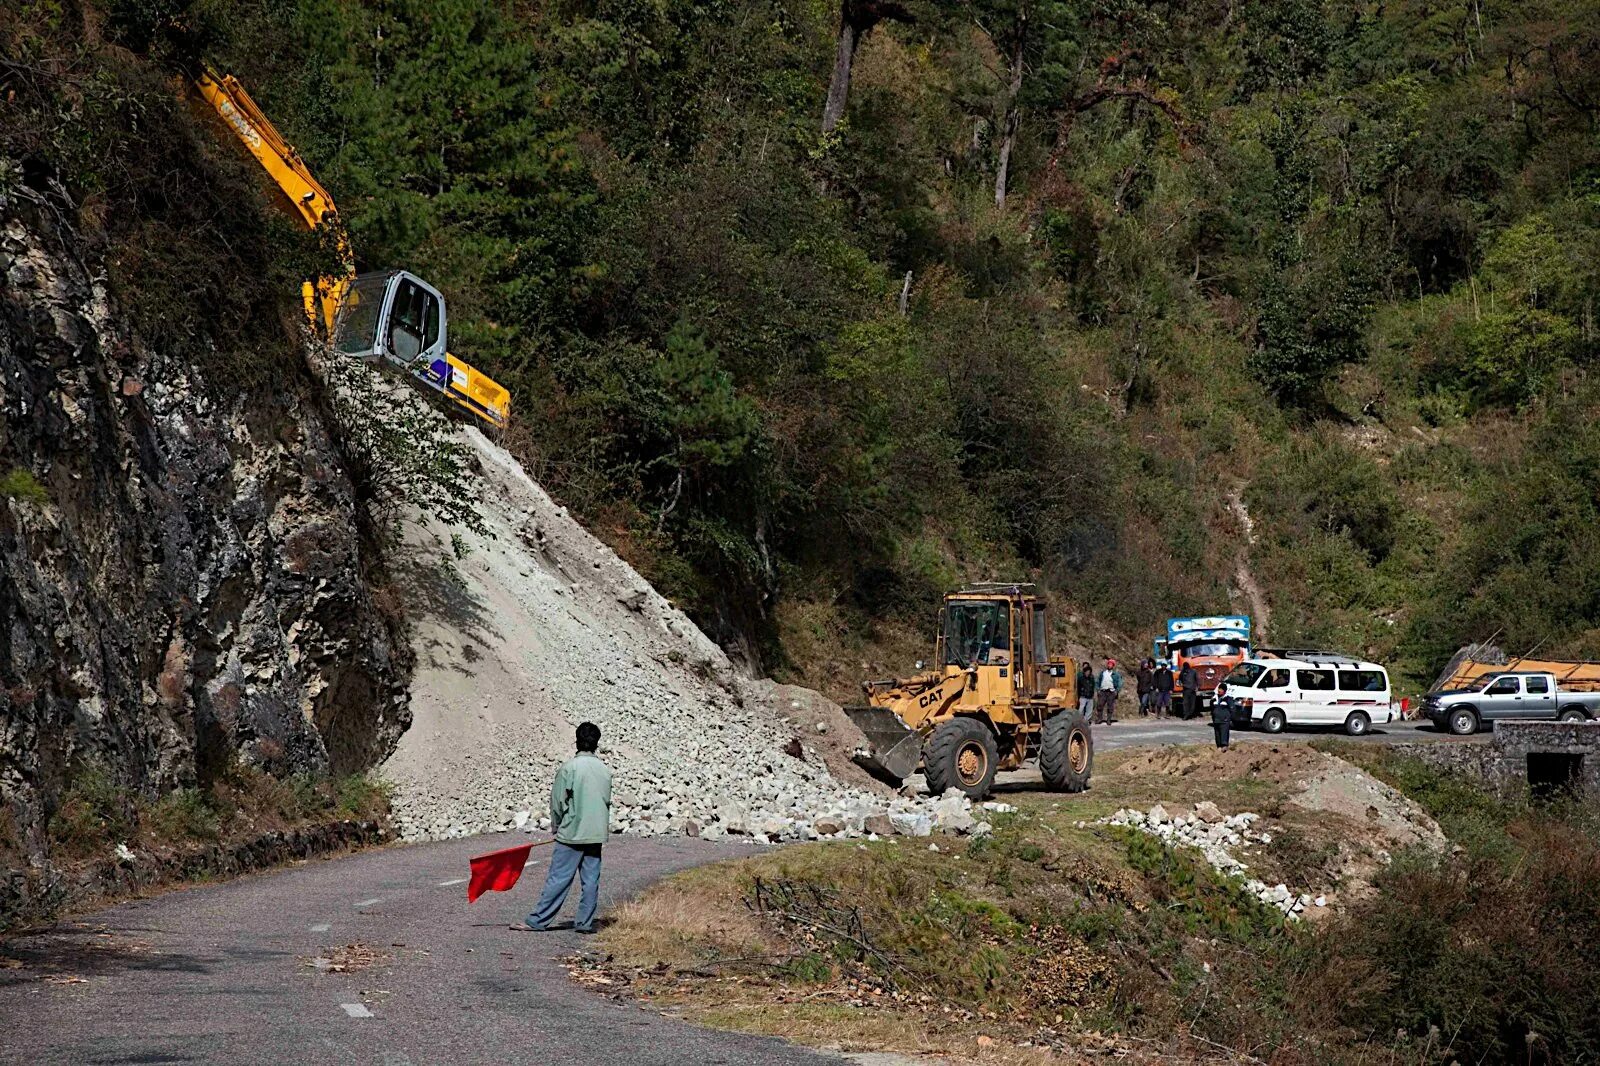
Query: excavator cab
331 270 511 428
334 271 446 367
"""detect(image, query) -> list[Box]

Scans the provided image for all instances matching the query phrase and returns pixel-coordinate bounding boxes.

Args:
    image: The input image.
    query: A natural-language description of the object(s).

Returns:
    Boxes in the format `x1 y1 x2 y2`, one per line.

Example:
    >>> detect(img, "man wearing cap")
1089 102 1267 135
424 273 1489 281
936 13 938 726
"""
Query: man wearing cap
1094 656 1122 725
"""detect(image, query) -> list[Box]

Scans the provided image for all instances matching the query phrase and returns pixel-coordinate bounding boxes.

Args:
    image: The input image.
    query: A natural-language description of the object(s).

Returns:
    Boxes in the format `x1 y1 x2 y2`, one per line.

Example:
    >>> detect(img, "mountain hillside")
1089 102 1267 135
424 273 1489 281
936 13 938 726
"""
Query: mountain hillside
117 0 1595 695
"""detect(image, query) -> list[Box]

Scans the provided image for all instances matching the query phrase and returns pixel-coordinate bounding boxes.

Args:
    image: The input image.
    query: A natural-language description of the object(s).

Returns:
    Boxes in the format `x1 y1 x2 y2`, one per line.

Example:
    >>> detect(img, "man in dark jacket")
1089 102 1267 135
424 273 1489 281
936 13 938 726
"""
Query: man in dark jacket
1136 660 1154 716
1179 662 1200 720
1210 692 1232 749
1152 661 1174 718
1076 661 1095 716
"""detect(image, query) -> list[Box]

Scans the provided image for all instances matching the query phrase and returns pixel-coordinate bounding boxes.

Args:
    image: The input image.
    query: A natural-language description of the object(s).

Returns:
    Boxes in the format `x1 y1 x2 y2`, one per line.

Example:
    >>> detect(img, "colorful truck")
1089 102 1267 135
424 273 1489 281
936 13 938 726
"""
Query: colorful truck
1153 616 1252 718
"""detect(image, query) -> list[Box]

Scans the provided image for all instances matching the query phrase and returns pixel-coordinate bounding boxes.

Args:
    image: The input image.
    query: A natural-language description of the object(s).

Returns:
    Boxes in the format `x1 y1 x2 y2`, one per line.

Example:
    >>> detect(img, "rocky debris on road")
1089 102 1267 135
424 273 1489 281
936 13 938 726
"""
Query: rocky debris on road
1097 805 1321 918
381 428 958 842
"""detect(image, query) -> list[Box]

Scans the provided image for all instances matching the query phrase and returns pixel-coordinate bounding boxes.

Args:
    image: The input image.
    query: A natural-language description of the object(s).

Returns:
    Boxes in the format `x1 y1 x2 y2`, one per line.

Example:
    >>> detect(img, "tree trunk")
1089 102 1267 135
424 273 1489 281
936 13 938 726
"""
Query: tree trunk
822 16 859 134
994 21 1027 208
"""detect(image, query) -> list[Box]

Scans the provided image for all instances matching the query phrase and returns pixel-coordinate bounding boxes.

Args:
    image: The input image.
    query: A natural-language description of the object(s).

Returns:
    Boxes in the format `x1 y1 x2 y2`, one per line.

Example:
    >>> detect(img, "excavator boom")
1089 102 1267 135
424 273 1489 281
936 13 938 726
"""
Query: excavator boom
191 67 511 429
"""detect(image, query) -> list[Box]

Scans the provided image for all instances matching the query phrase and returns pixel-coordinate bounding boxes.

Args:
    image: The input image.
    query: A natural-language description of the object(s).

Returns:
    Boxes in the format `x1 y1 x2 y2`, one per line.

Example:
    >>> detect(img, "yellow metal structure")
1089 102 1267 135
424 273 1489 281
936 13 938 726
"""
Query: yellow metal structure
191 68 511 429
846 584 1093 799
1436 654 1600 693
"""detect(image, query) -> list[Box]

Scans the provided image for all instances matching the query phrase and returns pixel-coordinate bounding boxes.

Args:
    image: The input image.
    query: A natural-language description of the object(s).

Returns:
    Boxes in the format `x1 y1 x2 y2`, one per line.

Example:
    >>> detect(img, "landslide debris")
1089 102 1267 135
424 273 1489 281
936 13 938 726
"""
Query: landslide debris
381 428 948 843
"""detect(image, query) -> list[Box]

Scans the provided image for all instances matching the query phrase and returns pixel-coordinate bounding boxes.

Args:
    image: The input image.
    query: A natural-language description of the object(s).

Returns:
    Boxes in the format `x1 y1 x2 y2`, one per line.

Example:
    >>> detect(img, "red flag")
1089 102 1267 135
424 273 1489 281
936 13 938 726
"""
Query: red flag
467 843 533 903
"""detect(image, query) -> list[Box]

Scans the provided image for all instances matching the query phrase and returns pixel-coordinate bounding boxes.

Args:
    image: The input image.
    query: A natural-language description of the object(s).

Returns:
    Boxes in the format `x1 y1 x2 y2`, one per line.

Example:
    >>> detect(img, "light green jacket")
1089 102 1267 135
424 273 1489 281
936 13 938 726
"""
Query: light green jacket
550 752 612 846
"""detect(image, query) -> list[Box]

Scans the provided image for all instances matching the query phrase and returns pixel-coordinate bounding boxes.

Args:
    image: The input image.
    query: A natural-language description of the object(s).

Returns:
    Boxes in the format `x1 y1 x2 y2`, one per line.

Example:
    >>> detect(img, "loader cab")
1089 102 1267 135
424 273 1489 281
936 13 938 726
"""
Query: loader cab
333 270 449 378
936 590 1068 703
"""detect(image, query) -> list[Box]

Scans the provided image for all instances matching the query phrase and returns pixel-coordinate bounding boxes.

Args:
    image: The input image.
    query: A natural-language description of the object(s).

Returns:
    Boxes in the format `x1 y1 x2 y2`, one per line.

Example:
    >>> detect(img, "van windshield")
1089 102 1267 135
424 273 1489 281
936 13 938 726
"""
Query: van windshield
1226 662 1265 686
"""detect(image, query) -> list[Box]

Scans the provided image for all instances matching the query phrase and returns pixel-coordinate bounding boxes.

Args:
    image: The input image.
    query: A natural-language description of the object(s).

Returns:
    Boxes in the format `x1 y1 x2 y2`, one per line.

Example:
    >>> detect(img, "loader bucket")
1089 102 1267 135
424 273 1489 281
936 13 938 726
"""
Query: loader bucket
844 706 924 786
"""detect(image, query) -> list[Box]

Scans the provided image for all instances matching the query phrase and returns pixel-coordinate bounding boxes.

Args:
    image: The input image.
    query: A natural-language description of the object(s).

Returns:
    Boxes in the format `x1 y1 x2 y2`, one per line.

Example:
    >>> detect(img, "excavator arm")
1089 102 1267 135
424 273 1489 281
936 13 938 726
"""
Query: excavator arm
191 67 511 429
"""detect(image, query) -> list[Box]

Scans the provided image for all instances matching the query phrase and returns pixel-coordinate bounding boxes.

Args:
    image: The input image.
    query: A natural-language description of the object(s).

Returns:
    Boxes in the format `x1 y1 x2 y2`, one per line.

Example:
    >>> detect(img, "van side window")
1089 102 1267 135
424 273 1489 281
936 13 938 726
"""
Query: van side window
1298 669 1335 691
1485 676 1520 695
1259 669 1289 689
1338 670 1385 692
1525 675 1550 694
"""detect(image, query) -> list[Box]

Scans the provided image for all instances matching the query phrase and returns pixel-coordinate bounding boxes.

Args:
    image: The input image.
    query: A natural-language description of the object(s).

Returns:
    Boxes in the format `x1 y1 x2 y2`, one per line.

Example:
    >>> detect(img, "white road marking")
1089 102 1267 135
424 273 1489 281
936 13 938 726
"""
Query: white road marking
353 898 382 908
309 923 331 933
438 878 467 887
341 1003 374 1018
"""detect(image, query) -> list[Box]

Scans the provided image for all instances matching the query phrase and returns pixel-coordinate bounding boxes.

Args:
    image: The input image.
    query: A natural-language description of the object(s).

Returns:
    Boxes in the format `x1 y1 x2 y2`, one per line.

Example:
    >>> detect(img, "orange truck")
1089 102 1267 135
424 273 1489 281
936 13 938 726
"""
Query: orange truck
1153 616 1252 719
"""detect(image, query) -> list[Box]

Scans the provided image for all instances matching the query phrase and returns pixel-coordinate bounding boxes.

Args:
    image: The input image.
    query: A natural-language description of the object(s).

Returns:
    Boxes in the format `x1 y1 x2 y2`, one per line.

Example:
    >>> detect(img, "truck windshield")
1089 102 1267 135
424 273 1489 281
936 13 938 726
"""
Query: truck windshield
1178 641 1245 658
943 602 1010 667
1226 662 1265 686
333 276 389 355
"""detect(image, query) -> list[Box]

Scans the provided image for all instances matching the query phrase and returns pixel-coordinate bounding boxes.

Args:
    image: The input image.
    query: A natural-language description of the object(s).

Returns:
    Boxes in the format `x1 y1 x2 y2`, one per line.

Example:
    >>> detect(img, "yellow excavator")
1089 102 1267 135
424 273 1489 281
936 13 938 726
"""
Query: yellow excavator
191 67 511 429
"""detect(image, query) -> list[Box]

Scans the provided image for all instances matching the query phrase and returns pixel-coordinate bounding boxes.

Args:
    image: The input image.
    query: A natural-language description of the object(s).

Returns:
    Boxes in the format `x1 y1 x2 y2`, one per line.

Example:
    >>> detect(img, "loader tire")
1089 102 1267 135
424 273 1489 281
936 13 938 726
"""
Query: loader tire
923 719 999 800
1040 711 1093 793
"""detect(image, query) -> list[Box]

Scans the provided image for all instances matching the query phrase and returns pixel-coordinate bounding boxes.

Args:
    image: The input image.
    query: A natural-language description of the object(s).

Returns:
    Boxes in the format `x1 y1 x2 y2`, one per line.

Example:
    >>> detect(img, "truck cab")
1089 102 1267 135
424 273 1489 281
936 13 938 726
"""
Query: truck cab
1424 671 1600 735
1163 615 1251 717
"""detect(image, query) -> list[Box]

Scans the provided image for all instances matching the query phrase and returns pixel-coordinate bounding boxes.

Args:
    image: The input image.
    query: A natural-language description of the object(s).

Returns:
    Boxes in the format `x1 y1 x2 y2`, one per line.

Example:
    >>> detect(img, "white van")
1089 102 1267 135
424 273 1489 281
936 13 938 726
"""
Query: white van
1217 652 1394 736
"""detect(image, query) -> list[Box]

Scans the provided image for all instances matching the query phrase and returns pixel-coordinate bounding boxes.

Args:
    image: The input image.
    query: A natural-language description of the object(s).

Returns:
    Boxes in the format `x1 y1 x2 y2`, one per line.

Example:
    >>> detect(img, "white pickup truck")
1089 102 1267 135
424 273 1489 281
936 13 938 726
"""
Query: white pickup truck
1422 670 1600 735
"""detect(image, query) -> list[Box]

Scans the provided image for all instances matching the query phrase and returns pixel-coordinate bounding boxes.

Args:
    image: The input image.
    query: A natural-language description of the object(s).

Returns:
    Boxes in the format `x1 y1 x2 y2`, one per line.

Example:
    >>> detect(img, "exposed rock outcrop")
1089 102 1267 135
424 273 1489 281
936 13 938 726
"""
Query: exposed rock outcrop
0 181 410 858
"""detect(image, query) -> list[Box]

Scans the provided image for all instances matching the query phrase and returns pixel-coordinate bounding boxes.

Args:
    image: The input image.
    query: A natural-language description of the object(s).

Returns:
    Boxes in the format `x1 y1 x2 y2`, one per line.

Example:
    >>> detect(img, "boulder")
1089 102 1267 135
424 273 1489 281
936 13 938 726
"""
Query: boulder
1194 800 1225 824
890 812 933 837
864 814 894 837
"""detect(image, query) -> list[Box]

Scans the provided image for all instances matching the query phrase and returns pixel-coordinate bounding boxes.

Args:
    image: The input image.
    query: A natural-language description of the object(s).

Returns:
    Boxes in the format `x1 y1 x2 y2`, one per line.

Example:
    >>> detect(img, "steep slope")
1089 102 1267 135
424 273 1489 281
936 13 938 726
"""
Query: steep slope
382 427 924 842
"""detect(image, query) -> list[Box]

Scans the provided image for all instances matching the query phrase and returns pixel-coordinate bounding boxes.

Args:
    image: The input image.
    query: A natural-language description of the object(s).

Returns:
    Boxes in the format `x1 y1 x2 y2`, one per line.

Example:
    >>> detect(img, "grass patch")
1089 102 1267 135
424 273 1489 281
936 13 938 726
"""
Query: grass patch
0 468 47 504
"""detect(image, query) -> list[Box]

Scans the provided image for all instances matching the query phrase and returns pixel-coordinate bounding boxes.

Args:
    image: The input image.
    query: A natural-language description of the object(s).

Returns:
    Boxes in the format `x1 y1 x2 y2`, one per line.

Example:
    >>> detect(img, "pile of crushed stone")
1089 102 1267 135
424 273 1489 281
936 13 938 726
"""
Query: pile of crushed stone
1098 803 1325 918
379 427 955 843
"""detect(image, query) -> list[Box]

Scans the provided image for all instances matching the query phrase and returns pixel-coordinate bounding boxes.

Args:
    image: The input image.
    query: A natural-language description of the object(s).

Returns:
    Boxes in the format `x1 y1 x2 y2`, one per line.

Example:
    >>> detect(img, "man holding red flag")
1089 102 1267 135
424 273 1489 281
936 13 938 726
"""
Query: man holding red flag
512 722 612 934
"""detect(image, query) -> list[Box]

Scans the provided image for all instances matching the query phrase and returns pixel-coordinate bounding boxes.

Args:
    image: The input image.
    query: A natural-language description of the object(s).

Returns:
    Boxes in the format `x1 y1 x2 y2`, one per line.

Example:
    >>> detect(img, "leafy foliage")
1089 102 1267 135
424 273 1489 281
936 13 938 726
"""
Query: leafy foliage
15 0 1600 687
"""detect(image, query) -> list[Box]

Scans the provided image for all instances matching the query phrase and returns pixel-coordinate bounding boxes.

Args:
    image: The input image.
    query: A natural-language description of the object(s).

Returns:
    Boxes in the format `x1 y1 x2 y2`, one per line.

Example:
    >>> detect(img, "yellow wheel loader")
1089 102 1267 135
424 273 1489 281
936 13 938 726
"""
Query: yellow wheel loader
846 584 1092 800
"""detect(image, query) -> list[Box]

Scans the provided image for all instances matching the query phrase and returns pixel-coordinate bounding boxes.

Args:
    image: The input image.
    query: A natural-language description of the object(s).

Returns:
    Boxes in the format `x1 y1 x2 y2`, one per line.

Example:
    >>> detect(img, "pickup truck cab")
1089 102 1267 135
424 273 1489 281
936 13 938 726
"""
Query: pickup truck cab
1423 671 1600 735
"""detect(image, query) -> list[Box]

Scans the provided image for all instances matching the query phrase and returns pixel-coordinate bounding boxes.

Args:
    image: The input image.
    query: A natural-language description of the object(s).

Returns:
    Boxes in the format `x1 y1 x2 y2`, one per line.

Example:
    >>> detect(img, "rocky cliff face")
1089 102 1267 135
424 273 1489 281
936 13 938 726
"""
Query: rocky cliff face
0 182 410 857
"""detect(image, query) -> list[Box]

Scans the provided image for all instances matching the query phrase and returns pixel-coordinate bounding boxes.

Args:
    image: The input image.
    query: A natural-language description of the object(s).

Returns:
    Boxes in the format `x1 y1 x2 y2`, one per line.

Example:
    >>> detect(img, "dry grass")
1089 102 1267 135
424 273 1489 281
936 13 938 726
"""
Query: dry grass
600 866 772 966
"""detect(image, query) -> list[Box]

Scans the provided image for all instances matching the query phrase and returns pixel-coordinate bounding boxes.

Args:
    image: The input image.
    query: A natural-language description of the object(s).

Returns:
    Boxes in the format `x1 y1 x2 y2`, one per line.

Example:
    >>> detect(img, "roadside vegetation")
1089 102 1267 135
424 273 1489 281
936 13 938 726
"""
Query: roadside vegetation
42 758 390 866
593 746 1600 1063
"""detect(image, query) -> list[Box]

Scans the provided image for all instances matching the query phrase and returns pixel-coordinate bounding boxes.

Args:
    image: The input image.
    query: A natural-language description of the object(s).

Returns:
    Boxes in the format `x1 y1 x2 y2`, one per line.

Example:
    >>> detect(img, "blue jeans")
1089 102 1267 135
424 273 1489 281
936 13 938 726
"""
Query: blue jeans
525 842 603 931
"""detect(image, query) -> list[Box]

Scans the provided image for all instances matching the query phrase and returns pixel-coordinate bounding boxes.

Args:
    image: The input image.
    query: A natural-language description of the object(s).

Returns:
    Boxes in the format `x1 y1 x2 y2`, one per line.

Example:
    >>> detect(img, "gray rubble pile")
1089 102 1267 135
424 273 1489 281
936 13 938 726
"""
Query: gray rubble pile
1096 804 1327 918
381 427 991 844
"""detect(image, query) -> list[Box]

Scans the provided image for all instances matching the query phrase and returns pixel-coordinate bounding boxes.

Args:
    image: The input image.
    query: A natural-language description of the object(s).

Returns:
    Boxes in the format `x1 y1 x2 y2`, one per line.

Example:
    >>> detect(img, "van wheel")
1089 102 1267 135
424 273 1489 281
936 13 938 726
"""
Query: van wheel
1344 711 1371 737
1041 711 1093 793
1559 709 1589 723
1448 708 1479 736
1261 708 1286 734
923 718 998 800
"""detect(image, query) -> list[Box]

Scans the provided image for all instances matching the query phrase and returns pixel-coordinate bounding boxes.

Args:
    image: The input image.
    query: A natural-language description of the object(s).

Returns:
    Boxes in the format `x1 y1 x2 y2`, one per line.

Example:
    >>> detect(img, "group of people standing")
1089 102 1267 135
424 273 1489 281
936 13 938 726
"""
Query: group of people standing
1074 655 1202 724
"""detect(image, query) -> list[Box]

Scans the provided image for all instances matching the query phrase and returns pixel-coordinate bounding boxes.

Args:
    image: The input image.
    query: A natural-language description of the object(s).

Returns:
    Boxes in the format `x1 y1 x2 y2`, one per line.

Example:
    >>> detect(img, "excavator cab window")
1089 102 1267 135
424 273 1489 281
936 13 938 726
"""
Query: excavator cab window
334 275 388 355
1031 604 1047 667
943 601 1009 667
388 279 436 364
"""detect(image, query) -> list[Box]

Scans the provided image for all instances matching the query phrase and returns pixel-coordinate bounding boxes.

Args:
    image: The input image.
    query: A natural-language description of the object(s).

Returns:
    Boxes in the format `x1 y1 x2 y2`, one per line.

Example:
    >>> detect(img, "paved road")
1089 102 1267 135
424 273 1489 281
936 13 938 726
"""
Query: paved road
2 719 1473 1064
1089 713 1467 751
0 835 840 1066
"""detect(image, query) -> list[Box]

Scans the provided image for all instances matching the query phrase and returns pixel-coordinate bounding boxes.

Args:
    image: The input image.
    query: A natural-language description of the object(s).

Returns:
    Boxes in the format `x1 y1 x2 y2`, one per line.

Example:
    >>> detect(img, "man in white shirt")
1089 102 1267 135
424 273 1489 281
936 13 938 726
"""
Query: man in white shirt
1094 657 1122 724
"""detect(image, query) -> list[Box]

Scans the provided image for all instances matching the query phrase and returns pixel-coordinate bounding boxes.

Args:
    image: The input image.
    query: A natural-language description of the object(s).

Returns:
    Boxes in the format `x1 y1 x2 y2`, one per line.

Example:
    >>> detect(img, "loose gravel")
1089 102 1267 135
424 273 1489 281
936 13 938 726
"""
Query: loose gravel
381 428 961 844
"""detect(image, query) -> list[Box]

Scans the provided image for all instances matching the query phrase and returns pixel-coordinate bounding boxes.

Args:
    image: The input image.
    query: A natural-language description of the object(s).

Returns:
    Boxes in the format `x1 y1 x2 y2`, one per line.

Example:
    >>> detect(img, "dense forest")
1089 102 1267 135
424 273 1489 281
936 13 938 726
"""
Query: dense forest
8 0 1600 692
